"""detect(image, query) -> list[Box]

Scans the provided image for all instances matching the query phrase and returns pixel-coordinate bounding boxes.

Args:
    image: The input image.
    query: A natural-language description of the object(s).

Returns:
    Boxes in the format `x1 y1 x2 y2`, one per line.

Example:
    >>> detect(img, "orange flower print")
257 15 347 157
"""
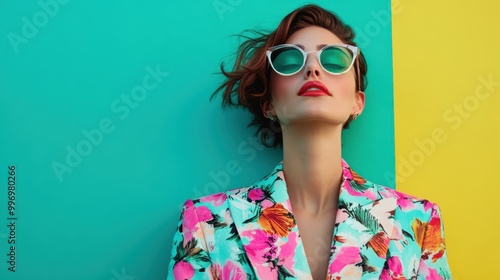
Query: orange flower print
366 231 390 258
411 216 446 262
258 203 295 237
334 235 347 243
350 168 367 185
412 218 426 248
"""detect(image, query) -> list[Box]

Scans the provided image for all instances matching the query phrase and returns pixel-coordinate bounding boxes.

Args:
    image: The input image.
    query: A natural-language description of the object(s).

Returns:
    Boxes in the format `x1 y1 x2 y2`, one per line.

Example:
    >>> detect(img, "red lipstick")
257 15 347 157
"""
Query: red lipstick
298 81 330 96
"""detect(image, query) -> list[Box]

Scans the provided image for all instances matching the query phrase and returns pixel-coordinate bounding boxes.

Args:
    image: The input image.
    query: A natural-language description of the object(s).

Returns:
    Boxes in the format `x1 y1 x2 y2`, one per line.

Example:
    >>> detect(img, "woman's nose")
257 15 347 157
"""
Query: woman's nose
304 53 321 78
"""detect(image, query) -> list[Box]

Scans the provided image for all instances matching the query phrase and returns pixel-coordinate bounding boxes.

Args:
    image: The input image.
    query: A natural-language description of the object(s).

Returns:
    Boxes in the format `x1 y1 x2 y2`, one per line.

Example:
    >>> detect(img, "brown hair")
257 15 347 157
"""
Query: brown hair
210 4 368 148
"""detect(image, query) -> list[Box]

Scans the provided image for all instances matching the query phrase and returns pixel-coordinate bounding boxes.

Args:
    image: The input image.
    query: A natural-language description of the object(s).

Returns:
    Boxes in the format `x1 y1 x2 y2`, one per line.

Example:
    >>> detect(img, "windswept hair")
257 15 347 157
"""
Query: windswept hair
210 4 368 148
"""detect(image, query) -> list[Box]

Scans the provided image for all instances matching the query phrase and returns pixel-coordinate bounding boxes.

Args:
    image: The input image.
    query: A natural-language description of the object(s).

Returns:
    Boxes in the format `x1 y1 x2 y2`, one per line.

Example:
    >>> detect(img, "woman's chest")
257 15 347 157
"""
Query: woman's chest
294 210 337 279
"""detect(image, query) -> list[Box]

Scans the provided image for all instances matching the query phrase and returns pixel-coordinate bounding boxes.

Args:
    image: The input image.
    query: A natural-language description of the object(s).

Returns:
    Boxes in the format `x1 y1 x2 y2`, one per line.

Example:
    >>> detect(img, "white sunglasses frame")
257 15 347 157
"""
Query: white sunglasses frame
266 43 359 76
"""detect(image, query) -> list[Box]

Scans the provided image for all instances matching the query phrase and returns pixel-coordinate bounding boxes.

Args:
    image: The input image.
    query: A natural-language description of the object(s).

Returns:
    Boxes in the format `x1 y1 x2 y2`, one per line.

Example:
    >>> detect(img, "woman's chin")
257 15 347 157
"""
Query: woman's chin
284 116 346 126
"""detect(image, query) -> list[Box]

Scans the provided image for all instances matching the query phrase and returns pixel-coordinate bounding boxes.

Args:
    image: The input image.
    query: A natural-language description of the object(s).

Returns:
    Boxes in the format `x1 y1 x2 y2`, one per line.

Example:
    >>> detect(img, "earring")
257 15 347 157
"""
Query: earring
352 114 359 120
268 112 275 121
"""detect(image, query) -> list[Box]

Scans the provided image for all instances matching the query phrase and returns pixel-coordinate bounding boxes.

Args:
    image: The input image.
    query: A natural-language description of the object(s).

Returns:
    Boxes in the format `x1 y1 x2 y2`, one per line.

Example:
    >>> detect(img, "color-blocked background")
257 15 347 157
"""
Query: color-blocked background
0 1 394 279
392 0 499 279
3 0 496 279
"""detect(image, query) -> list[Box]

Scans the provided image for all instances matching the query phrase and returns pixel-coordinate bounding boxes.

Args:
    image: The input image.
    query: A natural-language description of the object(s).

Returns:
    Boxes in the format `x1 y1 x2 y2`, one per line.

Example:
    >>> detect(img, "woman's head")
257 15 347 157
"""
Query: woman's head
211 4 367 148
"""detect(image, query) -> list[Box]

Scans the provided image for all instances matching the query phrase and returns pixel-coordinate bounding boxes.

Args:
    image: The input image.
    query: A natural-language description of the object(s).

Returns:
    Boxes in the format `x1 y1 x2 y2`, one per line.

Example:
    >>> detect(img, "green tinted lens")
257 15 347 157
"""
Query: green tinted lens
271 47 304 74
320 46 353 73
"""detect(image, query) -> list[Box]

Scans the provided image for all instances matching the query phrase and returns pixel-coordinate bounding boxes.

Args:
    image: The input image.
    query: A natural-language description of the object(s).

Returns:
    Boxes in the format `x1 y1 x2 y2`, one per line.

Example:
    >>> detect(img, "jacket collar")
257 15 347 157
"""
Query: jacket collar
227 159 400 279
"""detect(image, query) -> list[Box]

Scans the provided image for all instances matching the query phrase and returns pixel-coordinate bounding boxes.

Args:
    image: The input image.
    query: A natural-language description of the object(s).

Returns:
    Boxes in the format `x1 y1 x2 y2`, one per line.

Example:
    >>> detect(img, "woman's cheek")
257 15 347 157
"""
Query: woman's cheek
270 75 298 103
339 72 357 94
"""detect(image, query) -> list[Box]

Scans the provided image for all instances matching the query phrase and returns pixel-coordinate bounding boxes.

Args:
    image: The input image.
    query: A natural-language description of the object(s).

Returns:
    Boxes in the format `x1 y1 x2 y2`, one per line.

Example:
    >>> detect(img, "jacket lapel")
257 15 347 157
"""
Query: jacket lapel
227 160 401 279
327 161 400 278
227 163 313 279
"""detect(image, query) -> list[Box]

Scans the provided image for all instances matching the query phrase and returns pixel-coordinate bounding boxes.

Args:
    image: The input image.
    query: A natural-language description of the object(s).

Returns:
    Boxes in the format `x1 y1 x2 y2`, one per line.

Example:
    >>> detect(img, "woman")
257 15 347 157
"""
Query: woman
167 4 452 279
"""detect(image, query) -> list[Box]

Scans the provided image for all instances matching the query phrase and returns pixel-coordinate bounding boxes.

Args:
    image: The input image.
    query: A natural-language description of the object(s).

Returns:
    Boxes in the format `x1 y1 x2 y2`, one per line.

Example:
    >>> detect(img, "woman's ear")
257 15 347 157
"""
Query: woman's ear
261 100 275 117
352 91 365 115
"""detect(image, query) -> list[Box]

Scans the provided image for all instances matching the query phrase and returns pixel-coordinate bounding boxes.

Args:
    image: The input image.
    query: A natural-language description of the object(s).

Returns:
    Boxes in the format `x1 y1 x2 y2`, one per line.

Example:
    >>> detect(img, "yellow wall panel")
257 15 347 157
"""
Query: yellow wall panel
392 0 500 278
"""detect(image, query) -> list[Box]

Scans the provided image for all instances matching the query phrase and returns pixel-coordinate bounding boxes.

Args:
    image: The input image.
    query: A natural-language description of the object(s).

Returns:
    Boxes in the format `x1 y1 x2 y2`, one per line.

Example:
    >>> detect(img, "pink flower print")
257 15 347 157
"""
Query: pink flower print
182 201 213 245
242 229 280 278
200 192 227 207
328 246 361 274
418 260 444 280
277 231 297 274
391 190 418 211
378 187 393 198
380 256 405 280
221 261 247 280
248 188 265 201
397 197 416 211
260 199 274 209
242 229 279 263
196 205 213 222
173 260 195 280
212 263 222 279
335 209 349 224
422 200 434 213
342 166 354 180
342 179 377 200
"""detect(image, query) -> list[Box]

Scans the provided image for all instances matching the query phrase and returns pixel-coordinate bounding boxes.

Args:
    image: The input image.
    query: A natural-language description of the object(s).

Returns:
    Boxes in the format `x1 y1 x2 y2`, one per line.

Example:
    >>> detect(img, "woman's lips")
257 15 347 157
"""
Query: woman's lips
298 81 330 96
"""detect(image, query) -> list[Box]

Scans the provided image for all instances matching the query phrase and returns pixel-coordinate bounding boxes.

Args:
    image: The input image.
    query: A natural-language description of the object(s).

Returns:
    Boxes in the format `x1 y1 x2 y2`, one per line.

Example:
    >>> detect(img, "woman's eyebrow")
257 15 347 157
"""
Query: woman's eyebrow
294 44 328 50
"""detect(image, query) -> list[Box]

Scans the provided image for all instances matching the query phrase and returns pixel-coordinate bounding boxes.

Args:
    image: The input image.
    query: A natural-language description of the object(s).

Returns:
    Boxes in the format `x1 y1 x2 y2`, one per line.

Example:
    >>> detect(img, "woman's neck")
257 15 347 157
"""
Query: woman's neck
281 122 343 215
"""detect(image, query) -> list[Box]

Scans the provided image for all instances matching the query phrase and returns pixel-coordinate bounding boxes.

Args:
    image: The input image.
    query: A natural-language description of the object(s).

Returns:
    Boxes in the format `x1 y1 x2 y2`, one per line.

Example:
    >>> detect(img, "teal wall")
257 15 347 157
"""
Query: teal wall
0 1 393 279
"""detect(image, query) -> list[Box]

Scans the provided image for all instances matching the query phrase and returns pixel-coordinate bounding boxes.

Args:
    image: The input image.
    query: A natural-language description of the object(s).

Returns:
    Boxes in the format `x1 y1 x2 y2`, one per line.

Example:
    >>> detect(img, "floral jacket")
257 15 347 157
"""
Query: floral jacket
167 160 452 279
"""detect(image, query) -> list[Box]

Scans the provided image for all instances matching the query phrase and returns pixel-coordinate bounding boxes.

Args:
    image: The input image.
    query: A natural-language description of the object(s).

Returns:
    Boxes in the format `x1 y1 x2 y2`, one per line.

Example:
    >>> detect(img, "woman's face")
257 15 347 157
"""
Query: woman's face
268 26 364 127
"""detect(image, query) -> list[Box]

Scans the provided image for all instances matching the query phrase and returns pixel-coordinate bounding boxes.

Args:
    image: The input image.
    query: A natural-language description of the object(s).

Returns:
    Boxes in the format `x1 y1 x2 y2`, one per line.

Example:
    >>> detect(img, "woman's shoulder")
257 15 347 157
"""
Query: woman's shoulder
181 162 284 210
180 185 253 210
344 159 442 216
370 180 443 217
374 181 424 201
